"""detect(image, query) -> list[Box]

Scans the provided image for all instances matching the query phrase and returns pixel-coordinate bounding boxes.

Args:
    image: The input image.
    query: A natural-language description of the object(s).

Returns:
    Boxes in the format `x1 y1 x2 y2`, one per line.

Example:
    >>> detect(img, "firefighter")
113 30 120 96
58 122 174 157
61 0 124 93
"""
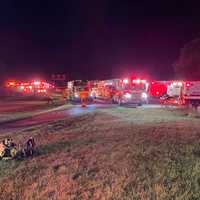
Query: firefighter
0 138 17 159
47 95 53 105
46 89 54 105
25 137 36 156
109 89 115 104
0 142 6 158
0 137 36 160
63 89 69 100
80 87 89 107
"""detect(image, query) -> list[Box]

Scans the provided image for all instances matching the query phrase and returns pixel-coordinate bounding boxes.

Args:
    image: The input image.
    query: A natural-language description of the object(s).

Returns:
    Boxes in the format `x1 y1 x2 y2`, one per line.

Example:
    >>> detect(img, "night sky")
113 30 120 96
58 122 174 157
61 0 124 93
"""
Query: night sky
0 0 200 81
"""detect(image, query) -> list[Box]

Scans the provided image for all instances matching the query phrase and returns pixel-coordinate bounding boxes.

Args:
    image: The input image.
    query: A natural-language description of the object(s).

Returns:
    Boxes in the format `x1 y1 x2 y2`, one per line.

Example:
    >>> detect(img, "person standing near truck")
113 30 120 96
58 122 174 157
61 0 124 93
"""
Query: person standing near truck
80 87 89 107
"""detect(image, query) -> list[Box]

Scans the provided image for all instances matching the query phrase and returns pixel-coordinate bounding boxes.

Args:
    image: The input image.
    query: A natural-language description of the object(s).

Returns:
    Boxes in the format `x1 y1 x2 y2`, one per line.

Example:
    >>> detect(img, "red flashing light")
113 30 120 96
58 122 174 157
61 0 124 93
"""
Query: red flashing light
9 82 15 86
186 82 191 87
149 82 167 97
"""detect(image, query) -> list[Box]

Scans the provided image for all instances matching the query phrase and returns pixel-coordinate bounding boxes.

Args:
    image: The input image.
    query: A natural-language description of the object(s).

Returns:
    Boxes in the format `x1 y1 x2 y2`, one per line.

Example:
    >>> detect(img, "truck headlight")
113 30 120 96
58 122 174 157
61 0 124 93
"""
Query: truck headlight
124 93 131 99
90 92 96 97
75 93 79 98
141 92 148 99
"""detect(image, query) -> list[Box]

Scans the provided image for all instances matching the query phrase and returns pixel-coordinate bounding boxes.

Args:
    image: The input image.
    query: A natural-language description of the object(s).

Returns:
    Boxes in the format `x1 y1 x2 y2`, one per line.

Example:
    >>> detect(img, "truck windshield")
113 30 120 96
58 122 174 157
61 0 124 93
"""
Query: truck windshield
123 84 146 91
74 80 88 87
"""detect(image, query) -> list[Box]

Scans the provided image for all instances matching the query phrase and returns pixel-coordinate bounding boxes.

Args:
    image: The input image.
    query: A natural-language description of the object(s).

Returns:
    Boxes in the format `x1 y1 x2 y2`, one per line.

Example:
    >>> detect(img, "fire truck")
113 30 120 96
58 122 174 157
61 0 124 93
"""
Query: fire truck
181 81 200 107
87 80 99 99
166 81 182 97
67 80 91 101
111 78 149 106
96 79 120 99
161 81 200 107
5 80 54 96
149 81 170 98
160 81 182 105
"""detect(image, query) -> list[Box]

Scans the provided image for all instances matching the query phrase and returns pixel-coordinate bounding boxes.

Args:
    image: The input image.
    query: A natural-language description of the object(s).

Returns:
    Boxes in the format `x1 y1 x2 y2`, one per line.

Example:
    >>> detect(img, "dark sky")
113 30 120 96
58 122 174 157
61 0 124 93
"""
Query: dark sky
0 0 200 80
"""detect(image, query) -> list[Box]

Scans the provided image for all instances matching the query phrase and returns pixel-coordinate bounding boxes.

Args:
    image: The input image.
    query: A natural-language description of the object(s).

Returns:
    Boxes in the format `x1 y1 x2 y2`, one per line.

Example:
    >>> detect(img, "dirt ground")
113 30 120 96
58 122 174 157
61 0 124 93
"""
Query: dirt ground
0 106 200 200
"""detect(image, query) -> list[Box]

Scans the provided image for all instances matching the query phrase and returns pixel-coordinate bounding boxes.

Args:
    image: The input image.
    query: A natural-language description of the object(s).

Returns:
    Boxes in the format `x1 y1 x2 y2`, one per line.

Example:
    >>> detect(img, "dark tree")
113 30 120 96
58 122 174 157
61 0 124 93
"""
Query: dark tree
174 38 200 80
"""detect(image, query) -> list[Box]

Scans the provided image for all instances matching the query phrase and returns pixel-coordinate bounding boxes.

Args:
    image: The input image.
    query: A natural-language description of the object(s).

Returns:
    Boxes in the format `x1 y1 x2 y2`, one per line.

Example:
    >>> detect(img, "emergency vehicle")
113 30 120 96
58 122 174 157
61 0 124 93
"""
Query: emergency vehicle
167 81 182 97
5 80 54 96
181 81 200 106
160 81 182 105
67 80 91 101
87 80 99 98
96 79 120 99
148 81 170 97
161 81 200 106
112 78 149 106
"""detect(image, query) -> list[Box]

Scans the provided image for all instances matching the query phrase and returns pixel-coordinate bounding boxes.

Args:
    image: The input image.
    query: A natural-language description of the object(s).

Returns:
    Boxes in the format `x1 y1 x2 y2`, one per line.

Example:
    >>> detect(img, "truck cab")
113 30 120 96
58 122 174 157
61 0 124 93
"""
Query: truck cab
68 80 89 101
181 81 200 107
113 78 149 106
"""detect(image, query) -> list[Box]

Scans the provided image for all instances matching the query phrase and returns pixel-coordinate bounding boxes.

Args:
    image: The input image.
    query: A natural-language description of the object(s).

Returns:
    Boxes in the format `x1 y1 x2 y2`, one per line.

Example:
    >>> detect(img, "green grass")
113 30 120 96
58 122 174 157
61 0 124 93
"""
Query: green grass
1 106 200 199
37 137 98 156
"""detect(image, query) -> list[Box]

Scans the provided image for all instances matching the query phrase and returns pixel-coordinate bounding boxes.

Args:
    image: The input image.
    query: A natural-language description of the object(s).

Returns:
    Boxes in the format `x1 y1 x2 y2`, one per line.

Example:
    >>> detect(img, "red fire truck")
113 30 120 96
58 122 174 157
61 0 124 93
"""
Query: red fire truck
5 80 54 96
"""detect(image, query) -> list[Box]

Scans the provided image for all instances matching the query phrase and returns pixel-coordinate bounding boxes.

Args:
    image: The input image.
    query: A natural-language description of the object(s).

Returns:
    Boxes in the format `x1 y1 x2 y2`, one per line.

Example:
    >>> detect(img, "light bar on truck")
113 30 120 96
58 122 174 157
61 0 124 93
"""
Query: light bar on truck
172 81 183 86
132 79 146 84
33 81 41 85
8 82 15 86
177 82 183 86
141 80 146 84
123 79 129 84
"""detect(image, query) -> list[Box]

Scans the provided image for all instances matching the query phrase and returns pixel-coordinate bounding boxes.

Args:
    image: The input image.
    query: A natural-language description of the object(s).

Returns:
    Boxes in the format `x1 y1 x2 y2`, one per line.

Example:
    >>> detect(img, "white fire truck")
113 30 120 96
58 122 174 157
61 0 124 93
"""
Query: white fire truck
159 81 182 105
111 78 149 106
167 81 182 97
181 81 200 106
163 81 200 107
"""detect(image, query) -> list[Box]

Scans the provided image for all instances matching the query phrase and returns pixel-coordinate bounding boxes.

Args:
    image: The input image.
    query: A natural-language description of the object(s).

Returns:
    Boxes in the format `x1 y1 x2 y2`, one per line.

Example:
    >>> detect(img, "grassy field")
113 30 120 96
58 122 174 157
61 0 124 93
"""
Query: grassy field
0 106 200 200
0 100 72 124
